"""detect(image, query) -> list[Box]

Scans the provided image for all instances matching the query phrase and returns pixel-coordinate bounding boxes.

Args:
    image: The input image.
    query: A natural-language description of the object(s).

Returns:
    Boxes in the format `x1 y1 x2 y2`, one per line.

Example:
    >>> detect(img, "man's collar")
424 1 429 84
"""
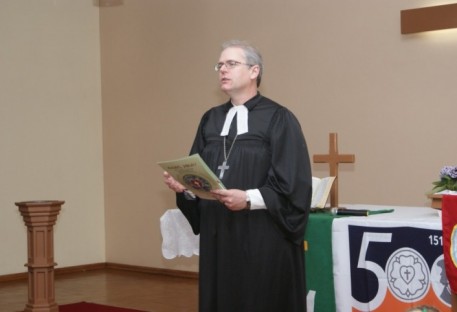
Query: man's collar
224 92 261 111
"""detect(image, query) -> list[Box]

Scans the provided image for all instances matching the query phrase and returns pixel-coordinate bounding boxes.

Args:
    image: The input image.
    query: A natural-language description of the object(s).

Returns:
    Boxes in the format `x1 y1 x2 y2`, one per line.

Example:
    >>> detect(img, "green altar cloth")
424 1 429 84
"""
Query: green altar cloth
304 209 395 311
305 213 337 312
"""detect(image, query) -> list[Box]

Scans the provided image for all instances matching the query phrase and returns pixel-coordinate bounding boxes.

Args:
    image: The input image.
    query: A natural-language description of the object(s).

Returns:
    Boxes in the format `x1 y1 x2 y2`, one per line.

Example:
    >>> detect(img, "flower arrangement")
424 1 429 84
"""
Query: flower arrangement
431 166 457 193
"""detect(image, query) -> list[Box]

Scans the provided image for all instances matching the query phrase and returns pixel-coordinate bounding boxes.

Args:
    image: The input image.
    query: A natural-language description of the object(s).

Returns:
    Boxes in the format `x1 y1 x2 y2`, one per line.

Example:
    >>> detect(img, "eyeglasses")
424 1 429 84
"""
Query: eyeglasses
214 60 253 72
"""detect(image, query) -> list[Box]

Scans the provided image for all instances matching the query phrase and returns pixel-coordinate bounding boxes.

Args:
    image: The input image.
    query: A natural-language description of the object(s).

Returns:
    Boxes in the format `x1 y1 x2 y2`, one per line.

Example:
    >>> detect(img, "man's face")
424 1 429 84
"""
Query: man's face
217 47 257 96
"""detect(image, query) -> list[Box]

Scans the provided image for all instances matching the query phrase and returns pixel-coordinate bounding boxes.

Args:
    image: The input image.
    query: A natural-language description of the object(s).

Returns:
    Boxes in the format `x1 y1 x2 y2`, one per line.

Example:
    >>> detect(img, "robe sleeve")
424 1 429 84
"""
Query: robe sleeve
174 111 211 235
258 107 312 245
176 193 200 235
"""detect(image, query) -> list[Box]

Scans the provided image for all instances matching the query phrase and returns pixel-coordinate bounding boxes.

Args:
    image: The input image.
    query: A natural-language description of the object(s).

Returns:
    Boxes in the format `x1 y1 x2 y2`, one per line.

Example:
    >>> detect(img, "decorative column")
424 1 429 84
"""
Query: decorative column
16 200 64 312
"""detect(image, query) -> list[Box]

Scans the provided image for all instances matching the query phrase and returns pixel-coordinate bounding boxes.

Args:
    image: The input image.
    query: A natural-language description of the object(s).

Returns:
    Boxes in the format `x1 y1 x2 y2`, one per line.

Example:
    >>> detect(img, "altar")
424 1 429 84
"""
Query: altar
305 204 451 312
161 204 451 311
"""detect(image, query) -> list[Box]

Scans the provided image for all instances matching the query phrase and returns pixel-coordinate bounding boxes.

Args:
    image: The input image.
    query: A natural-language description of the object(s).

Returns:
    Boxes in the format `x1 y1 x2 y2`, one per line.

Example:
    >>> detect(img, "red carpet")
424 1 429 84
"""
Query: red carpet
59 302 147 312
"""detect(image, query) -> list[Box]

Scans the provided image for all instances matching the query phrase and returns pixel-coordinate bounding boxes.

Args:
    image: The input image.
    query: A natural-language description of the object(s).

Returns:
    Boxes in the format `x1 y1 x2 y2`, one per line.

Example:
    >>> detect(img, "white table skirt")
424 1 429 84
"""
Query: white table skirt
160 209 199 259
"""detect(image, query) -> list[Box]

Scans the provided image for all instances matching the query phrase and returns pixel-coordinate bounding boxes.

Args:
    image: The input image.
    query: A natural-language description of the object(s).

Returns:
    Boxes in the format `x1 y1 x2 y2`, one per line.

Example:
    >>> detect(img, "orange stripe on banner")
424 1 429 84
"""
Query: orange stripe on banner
351 288 450 312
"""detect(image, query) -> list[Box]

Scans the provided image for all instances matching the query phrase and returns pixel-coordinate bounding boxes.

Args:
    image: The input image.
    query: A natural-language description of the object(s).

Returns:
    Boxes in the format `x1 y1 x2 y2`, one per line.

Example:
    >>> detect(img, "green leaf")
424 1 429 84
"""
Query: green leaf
431 185 447 193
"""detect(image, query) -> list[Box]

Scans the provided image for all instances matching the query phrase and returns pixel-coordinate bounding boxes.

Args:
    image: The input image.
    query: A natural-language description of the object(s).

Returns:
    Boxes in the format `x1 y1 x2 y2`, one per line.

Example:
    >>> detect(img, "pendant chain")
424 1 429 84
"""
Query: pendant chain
223 134 239 162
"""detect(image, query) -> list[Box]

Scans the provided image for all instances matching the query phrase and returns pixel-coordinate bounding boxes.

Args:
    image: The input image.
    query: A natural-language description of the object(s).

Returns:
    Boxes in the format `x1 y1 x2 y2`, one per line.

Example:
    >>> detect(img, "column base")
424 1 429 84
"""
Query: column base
24 302 58 312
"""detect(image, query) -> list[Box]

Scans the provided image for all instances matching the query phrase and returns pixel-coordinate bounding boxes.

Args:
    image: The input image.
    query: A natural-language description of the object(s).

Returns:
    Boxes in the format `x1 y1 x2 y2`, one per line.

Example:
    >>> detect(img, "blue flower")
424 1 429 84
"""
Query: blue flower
432 165 457 192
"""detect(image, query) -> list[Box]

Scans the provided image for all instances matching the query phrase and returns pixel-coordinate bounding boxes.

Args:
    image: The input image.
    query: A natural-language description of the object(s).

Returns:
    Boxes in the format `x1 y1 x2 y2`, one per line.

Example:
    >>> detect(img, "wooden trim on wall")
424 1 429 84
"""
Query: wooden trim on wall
401 3 457 34
0 263 198 283
0 263 107 283
0 272 28 283
105 262 199 279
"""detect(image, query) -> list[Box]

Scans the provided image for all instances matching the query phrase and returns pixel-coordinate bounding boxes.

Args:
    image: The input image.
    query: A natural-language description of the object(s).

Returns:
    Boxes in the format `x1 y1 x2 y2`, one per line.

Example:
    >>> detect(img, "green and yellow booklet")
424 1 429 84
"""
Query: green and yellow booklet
158 154 226 200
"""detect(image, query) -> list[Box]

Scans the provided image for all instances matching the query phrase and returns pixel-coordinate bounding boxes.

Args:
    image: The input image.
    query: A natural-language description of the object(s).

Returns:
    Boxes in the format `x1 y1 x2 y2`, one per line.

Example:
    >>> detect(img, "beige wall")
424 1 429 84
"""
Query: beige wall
1 0 456 276
0 1 104 275
101 0 457 272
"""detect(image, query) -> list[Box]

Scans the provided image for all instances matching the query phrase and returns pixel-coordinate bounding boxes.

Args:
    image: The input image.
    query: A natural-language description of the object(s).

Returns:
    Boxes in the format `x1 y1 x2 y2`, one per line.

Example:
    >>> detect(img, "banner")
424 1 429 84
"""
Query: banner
442 195 457 294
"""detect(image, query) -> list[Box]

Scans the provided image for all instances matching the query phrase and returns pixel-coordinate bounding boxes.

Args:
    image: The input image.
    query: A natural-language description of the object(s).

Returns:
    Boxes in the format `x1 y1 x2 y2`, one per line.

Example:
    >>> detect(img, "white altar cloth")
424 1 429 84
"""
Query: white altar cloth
160 209 199 259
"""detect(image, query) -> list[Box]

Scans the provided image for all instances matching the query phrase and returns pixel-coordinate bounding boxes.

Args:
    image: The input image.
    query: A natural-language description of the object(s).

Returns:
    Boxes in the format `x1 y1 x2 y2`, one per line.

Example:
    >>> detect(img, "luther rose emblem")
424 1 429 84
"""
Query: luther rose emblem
385 247 430 301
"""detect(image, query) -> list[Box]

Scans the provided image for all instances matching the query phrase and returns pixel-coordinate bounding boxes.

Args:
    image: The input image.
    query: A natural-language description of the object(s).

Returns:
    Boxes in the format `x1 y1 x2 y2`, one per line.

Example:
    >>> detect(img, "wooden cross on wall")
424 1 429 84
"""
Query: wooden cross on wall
313 133 355 208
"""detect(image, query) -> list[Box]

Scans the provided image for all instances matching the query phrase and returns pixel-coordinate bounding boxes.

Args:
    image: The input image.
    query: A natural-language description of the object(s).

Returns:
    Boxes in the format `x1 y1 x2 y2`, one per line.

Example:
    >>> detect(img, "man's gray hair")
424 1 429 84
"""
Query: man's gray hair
222 40 263 87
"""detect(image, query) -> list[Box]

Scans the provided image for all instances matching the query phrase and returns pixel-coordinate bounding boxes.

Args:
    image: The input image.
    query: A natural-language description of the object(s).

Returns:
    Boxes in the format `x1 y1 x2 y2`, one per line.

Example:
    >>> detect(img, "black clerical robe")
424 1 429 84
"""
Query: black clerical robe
177 93 312 312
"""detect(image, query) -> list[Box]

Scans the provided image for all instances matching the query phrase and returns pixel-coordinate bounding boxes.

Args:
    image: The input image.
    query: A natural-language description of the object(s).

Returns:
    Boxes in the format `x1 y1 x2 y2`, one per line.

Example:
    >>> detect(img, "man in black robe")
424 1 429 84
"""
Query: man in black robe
164 40 312 312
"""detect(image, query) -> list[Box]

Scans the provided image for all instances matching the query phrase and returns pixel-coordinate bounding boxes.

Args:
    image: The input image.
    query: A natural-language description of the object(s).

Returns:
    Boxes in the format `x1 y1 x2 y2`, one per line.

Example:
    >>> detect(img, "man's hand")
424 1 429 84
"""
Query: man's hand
211 189 249 211
163 171 186 193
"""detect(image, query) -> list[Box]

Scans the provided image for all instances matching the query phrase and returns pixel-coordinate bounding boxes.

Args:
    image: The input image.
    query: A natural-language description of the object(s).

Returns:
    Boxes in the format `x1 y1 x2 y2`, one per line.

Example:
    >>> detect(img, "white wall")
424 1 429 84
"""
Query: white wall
0 1 105 275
